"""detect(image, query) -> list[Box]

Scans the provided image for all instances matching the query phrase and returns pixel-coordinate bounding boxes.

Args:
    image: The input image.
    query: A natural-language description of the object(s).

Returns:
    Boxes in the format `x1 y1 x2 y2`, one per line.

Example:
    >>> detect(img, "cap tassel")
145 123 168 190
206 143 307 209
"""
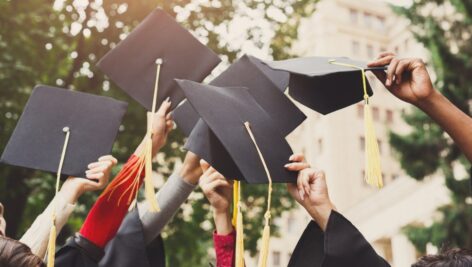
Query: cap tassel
234 180 245 267
329 59 383 188
363 101 383 188
100 60 163 211
47 127 71 267
244 122 273 267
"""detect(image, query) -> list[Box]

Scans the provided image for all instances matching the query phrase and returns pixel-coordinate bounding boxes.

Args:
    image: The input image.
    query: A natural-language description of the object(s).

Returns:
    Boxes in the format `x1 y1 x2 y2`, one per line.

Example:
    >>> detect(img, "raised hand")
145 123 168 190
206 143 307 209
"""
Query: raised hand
151 98 174 152
199 160 233 234
60 155 117 204
285 154 335 231
368 52 436 107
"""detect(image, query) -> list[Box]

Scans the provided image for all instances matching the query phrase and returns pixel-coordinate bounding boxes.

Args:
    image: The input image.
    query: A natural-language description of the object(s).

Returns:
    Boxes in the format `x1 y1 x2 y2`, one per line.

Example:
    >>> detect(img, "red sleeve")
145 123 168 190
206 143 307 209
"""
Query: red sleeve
79 154 144 248
213 230 236 267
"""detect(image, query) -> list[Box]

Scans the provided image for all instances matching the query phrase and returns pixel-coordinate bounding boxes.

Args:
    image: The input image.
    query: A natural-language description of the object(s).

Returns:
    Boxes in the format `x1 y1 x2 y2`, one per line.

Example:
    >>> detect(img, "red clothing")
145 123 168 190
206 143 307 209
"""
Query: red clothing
80 154 144 248
213 230 236 267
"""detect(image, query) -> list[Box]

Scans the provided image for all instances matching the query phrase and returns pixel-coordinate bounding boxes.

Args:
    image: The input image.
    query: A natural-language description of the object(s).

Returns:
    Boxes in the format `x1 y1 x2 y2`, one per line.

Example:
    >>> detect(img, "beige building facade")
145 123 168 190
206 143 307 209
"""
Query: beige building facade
246 1 450 266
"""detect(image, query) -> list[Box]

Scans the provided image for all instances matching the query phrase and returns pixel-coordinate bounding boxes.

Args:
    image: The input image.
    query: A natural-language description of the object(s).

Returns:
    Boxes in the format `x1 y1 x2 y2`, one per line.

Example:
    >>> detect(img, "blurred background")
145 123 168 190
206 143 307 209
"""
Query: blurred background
0 0 471 266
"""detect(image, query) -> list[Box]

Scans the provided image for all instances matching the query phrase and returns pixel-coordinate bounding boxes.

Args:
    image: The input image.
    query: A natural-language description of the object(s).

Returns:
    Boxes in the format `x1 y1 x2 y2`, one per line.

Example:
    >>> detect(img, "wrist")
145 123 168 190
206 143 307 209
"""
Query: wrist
179 162 202 185
213 209 232 235
305 202 335 231
59 179 83 204
415 89 443 112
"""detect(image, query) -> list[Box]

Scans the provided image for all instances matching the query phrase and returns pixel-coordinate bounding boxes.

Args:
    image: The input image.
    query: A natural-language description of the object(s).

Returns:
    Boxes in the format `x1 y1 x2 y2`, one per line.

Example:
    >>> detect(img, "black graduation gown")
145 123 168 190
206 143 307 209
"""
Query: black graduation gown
55 209 165 267
287 211 390 267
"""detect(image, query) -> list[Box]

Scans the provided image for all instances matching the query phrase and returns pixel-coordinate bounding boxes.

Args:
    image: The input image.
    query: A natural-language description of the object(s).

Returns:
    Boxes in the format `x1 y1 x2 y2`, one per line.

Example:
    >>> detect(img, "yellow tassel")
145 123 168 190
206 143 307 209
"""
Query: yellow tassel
47 223 56 267
144 112 160 212
328 59 383 188
234 181 245 267
364 102 383 188
232 180 239 226
257 212 271 267
243 122 273 267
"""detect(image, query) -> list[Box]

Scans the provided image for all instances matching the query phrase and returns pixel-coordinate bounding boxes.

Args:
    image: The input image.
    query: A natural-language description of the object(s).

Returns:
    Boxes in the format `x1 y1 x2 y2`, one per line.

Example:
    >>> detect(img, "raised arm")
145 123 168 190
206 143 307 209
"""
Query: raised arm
20 155 117 259
138 151 202 244
200 160 235 267
79 99 173 249
368 53 472 163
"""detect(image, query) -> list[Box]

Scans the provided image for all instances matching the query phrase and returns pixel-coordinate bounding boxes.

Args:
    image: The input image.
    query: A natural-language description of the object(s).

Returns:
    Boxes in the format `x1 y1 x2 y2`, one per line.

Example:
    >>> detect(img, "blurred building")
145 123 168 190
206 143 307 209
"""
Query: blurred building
245 0 450 266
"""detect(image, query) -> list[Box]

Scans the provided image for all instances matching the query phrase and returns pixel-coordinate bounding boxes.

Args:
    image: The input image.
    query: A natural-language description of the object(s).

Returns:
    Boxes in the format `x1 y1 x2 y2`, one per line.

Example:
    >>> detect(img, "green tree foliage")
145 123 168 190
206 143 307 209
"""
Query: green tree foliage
392 0 472 253
0 0 318 266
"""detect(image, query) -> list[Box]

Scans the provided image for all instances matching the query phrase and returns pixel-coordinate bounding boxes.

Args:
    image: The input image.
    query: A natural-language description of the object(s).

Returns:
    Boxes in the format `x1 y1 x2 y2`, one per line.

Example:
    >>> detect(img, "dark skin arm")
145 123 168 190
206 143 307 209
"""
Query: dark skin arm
368 52 472 163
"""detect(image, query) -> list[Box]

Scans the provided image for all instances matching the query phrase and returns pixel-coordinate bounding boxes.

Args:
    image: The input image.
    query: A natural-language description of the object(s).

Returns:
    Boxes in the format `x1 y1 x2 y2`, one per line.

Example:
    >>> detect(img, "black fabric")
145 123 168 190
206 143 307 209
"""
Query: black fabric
0 85 127 178
263 57 382 115
97 8 221 110
55 234 103 267
288 211 390 267
177 80 296 184
173 55 304 137
55 209 165 267
184 119 244 180
100 209 165 267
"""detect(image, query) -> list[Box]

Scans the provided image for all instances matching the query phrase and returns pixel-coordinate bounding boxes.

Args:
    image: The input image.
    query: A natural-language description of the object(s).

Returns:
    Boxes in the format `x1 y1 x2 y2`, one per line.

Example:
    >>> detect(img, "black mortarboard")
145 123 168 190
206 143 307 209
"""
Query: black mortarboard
1 85 127 178
176 80 296 184
263 56 386 114
97 8 221 111
172 55 305 137
265 56 386 188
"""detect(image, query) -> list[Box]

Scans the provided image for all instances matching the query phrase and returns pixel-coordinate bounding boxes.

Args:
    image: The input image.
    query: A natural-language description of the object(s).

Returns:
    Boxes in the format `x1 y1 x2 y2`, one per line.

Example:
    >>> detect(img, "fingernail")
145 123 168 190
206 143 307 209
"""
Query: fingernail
386 79 391 86
284 164 290 168
289 155 294 161
165 97 170 102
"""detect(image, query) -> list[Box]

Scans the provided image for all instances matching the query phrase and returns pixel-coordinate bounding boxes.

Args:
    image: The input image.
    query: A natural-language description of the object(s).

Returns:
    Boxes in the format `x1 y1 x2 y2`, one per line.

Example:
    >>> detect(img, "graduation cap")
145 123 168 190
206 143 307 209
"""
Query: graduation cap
0 85 127 267
264 56 386 188
97 8 221 212
97 8 221 111
173 54 304 137
176 79 296 267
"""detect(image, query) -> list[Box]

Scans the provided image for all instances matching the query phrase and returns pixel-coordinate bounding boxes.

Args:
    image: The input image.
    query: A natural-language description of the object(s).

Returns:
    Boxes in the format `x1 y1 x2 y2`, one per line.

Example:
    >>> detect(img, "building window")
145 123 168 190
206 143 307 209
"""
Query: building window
318 138 323 154
376 16 386 30
364 12 373 28
273 251 281 266
372 107 380 121
386 109 394 124
287 214 296 233
367 44 374 59
352 40 360 55
349 8 359 24
360 136 365 151
378 139 382 154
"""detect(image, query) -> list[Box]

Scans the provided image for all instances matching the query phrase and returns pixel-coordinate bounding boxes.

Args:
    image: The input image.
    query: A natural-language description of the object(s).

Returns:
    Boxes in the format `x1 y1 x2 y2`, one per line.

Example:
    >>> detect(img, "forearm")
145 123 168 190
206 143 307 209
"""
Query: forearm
138 172 196 244
305 202 336 231
213 210 233 235
417 91 472 162
20 192 75 258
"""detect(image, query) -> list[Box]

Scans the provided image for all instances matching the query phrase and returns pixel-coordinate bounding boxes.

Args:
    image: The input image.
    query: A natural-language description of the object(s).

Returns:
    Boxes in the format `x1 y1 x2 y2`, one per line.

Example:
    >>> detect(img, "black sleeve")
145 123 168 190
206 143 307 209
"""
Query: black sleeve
55 233 103 267
288 211 390 267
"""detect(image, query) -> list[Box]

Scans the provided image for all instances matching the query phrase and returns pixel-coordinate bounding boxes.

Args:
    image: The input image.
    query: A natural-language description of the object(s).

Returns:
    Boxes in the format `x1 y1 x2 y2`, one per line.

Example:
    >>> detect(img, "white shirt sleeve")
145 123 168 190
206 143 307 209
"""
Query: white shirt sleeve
20 193 76 258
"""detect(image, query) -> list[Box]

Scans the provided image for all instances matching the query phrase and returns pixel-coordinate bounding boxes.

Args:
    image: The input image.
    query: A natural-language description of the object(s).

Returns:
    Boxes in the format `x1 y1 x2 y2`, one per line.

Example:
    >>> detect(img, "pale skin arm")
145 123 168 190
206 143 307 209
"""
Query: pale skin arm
286 155 335 231
368 52 472 163
134 98 174 157
200 160 233 235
